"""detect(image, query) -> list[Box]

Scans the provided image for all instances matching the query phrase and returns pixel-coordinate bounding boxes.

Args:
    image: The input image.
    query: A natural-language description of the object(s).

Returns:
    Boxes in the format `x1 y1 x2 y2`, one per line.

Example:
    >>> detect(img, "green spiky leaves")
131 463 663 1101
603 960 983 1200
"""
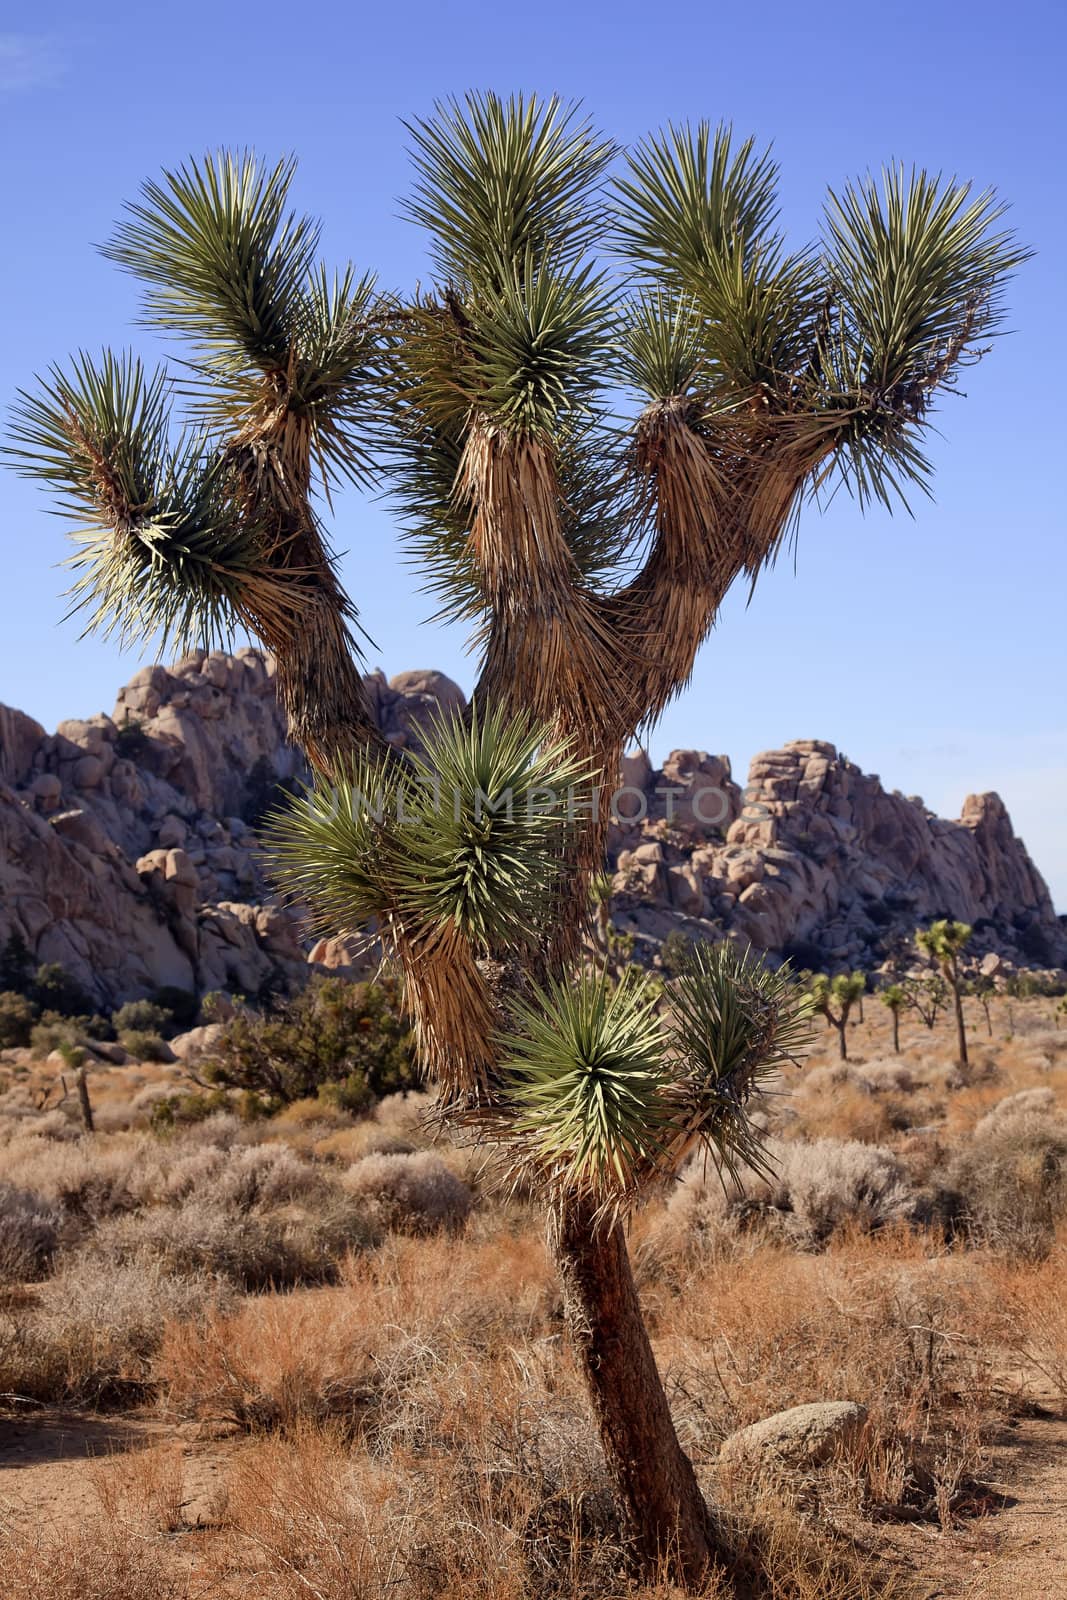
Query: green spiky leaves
264 706 591 955
498 968 671 1211
386 94 624 617
105 153 318 372
103 151 381 490
404 93 615 286
667 942 812 1183
822 167 1029 509
916 918 973 963
7 352 262 649
496 941 812 1216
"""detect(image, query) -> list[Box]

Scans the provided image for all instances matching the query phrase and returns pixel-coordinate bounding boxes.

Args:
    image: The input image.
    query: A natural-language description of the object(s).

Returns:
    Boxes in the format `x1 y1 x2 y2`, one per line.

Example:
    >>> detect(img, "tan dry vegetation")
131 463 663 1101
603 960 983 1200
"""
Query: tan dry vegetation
2 996 1067 1597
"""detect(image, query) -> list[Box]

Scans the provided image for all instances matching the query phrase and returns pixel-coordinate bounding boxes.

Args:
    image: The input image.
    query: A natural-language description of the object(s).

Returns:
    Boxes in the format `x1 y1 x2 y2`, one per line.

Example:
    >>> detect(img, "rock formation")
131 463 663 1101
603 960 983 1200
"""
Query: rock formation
0 651 467 1004
608 740 1064 971
0 653 1061 1004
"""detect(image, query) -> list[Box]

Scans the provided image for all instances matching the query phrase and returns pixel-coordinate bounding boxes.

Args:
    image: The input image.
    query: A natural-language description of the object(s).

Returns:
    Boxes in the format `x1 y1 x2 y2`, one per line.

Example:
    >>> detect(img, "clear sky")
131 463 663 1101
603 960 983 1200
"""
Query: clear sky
1 0 1064 907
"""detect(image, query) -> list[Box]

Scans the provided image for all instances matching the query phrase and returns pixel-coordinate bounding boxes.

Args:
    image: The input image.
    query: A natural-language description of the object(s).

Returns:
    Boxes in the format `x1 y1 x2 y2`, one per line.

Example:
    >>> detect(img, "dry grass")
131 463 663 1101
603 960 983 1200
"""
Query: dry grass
2 997 1066 1596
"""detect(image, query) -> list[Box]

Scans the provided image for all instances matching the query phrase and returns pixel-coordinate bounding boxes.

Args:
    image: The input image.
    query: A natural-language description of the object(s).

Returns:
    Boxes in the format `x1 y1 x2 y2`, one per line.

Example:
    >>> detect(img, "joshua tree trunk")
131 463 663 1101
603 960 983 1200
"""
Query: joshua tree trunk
836 1020 848 1060
947 959 969 1067
550 1196 717 1587
891 1010 900 1054
74 1065 94 1133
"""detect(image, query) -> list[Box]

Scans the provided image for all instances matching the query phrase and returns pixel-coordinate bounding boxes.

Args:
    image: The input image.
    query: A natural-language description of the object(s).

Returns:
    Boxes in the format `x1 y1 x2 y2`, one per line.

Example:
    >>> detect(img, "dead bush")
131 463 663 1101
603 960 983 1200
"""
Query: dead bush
342 1151 473 1234
0 1522 192 1600
662 1138 925 1251
93 1194 377 1290
0 1255 225 1405
942 1107 1067 1257
0 1181 61 1283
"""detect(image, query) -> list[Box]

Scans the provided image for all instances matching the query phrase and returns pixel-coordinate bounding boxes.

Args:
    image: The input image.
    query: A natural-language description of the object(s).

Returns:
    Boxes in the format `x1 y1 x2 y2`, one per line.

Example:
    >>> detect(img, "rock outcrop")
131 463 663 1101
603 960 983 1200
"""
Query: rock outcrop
0 656 1061 1004
0 651 467 1004
609 739 1063 970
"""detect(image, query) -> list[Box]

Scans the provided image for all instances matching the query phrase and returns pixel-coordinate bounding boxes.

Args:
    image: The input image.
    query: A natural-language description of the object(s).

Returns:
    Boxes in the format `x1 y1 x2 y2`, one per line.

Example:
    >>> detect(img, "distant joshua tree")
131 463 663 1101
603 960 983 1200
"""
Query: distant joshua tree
7 97 1022 1588
916 919 974 1066
810 971 867 1060
904 970 950 1031
880 982 908 1053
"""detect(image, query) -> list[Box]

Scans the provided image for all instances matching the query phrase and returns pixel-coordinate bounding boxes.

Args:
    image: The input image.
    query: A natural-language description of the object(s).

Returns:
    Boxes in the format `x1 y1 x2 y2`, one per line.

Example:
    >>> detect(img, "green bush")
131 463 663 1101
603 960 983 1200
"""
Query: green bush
658 930 695 977
202 975 417 1110
112 1000 171 1035
29 1011 81 1057
0 990 38 1048
118 1029 172 1063
149 1089 231 1132
28 1010 114 1057
0 933 34 993
113 716 149 759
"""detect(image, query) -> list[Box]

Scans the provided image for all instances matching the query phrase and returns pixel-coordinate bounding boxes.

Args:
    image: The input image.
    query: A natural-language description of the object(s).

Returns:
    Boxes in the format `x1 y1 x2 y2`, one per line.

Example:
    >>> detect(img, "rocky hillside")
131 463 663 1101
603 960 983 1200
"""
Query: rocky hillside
607 745 1063 972
0 651 1061 1003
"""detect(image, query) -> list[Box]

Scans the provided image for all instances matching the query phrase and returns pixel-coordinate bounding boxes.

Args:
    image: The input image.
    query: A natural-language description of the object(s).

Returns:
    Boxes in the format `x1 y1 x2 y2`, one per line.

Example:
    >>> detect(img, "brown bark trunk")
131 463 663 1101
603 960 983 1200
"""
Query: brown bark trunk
948 960 968 1067
74 1065 94 1134
550 1197 722 1590
837 1020 848 1060
891 1010 900 1054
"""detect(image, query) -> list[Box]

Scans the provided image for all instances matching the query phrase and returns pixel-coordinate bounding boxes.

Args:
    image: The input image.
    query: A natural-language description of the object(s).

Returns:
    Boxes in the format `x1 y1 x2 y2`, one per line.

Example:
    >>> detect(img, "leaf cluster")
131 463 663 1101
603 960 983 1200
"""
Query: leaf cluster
495 941 811 1214
264 705 591 956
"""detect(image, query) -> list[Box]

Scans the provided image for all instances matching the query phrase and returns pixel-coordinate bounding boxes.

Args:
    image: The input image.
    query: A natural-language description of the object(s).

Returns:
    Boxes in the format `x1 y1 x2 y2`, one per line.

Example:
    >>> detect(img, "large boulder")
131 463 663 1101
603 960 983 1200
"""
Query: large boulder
718 1401 868 1475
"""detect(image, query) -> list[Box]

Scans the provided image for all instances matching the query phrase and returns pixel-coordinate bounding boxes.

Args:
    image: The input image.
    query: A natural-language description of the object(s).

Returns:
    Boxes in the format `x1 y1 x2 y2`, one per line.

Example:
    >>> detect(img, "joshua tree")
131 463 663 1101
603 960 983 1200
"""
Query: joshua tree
916 919 973 1066
905 970 949 1031
880 982 907 1053
810 971 867 1060
965 971 997 1037
7 98 1022 1587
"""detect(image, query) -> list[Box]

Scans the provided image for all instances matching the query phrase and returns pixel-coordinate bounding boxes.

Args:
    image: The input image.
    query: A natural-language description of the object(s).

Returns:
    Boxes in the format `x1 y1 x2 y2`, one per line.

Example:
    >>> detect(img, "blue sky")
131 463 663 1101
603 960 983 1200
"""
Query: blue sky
1 0 1064 906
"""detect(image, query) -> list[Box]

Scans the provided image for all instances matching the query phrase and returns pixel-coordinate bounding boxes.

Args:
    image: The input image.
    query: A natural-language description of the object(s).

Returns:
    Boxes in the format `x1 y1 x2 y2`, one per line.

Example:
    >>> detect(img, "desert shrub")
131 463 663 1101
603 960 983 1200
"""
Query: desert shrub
0 1255 224 1405
781 937 824 973
665 1137 924 1251
202 1141 330 1211
202 975 417 1110
789 1080 896 1145
93 1196 376 1291
112 999 172 1035
973 1086 1056 1134
118 1028 172 1062
314 1125 418 1164
0 1181 61 1283
0 931 35 992
943 1106 1067 1257
341 1151 473 1234
659 929 695 976
148 1088 231 1131
1 1522 193 1600
28 1007 115 1056
0 989 38 1048
850 1060 918 1094
0 1133 149 1220
113 715 149 759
